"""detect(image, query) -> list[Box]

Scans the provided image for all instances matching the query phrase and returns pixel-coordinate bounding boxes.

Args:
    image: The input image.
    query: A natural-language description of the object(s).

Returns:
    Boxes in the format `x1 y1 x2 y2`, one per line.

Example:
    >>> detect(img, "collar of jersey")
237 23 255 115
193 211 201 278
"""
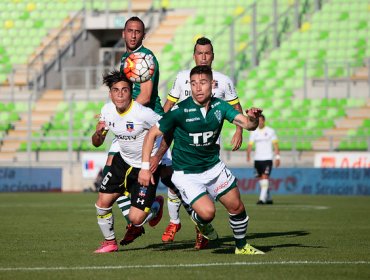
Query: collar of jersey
117 100 134 116
127 44 143 53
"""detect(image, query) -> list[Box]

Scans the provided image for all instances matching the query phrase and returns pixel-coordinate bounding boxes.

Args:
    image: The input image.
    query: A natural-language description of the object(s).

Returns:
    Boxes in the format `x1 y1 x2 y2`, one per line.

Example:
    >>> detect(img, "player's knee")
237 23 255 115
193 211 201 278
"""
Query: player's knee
95 204 112 216
197 207 216 222
227 199 245 214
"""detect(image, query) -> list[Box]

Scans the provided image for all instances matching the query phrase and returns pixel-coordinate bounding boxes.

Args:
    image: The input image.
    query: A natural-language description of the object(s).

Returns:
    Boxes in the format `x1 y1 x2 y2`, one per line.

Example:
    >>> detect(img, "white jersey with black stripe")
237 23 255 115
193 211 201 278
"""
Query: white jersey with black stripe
167 69 239 105
100 101 161 168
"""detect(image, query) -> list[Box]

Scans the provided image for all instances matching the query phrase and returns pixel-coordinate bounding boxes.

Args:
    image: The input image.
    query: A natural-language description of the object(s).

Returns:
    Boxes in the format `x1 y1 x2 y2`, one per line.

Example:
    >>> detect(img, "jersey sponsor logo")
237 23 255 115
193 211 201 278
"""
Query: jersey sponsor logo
185 117 200 122
184 108 196 113
214 80 219 88
211 101 221 108
137 198 145 205
116 135 137 140
189 131 214 145
108 121 115 127
126 121 134 132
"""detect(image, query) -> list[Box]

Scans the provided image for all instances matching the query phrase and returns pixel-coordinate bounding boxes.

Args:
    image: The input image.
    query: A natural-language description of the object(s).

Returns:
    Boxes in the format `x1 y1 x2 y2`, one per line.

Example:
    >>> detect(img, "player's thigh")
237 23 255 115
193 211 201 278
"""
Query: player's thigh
171 171 207 206
218 187 245 214
206 161 237 202
99 153 128 194
128 168 160 213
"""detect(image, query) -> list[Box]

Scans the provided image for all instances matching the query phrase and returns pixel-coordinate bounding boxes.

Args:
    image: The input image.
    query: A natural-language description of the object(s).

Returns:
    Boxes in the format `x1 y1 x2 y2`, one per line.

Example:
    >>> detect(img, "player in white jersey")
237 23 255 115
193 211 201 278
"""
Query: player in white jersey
159 37 244 248
247 114 280 204
92 70 164 253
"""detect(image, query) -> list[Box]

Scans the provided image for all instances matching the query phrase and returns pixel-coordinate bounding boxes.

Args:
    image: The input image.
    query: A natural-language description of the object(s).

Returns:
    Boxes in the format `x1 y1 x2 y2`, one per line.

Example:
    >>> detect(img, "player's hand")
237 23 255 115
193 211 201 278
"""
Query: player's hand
231 130 243 151
138 169 155 186
246 107 262 118
247 155 251 162
275 159 281 168
95 121 108 136
149 155 161 173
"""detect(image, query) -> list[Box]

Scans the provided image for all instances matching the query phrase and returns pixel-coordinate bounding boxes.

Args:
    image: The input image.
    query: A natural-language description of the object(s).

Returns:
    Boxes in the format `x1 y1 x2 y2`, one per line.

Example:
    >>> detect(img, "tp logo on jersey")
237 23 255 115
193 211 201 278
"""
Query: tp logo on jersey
126 121 134 132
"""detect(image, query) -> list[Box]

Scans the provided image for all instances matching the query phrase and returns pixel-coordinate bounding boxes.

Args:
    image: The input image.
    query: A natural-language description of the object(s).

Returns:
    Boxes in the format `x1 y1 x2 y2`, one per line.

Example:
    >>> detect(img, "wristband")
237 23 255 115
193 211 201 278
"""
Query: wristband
141 162 150 170
275 154 280 160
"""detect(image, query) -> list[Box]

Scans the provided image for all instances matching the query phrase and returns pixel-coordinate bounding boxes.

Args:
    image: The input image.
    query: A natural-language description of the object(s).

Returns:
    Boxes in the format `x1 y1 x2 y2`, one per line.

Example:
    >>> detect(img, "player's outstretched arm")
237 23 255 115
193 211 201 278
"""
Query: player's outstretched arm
92 121 107 147
232 107 262 131
138 125 164 186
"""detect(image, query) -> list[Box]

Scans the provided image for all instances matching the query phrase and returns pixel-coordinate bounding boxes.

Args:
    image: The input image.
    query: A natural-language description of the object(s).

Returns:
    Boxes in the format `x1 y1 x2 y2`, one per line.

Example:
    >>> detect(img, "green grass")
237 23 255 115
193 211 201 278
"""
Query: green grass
0 193 369 280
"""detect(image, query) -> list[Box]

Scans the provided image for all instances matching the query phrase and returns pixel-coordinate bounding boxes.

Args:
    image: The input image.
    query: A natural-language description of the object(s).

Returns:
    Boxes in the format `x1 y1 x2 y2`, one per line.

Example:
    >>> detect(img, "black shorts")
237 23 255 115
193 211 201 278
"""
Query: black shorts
254 160 273 177
99 153 160 211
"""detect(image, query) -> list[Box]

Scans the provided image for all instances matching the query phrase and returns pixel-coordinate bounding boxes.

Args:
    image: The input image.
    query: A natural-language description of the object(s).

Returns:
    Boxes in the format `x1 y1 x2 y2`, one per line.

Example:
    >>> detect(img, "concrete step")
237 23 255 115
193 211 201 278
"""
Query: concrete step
336 118 365 129
0 151 16 161
346 107 370 118
323 128 350 137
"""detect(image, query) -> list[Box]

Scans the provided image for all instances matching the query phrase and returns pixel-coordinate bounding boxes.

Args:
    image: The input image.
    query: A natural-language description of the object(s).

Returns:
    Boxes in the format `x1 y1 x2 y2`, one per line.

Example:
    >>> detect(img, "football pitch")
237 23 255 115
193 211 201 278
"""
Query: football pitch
0 193 369 280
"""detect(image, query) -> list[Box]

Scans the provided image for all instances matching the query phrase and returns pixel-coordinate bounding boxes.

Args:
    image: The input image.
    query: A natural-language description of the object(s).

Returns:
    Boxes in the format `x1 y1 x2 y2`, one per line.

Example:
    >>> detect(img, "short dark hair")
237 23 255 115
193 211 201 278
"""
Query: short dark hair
124 16 145 31
193 37 214 54
190 65 213 80
102 70 133 91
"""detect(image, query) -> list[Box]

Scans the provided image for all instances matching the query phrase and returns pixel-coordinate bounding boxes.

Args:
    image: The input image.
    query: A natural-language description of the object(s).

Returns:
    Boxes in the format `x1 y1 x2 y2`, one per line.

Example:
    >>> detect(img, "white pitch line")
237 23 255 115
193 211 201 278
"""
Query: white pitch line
0 261 369 272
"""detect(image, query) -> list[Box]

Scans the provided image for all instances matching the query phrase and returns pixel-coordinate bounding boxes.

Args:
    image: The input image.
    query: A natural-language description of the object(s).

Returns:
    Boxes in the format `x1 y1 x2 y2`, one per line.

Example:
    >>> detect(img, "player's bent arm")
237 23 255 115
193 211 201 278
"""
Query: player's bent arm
139 125 164 186
92 122 107 147
232 108 261 131
163 99 176 113
135 79 153 106
150 131 173 173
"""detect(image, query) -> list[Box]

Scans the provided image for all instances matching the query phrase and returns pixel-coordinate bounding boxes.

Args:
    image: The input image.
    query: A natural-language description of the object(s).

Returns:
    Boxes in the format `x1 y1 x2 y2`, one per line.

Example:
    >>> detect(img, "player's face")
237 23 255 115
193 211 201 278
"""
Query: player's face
123 21 145 51
193 44 214 66
190 73 213 105
259 116 265 129
109 81 132 113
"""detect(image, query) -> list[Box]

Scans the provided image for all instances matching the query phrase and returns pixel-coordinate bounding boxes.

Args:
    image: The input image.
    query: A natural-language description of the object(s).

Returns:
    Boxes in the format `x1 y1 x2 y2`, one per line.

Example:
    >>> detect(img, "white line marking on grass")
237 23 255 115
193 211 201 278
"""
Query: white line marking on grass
1 261 369 271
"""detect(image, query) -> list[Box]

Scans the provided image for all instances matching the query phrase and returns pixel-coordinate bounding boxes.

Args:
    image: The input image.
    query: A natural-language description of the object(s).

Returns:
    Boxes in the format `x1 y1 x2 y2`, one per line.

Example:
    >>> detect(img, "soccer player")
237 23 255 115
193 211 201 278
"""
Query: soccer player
160 37 243 248
102 16 190 246
138 65 265 255
247 114 280 204
92 70 164 253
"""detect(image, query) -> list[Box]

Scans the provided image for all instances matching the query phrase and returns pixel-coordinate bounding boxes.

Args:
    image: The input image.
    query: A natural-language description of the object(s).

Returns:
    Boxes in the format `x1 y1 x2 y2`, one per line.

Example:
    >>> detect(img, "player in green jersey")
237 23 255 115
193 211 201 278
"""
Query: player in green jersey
138 65 265 255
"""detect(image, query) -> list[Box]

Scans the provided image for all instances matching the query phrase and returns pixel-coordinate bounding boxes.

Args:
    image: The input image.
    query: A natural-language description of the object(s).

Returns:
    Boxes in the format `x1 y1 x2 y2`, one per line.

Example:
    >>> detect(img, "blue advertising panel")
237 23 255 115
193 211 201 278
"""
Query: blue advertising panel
0 167 62 192
157 168 370 196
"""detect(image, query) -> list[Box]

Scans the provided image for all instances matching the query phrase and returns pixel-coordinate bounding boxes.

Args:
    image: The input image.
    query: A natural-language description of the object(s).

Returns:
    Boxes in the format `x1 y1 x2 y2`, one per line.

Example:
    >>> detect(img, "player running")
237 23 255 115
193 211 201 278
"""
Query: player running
139 65 265 255
92 70 164 253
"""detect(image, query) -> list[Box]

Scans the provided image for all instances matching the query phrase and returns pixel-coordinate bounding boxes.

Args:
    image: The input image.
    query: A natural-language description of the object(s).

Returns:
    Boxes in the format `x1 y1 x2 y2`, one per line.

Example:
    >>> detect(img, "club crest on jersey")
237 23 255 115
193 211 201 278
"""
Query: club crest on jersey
214 110 222 123
126 121 134 132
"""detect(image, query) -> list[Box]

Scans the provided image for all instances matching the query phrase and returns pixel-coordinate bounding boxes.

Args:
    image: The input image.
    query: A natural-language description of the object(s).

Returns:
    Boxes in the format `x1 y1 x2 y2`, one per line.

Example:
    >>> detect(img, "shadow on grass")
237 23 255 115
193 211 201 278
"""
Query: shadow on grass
120 230 317 254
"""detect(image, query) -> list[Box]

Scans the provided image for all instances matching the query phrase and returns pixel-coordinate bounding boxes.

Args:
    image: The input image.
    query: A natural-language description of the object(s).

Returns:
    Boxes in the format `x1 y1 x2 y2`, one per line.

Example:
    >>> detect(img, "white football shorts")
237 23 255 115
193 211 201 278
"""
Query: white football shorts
171 161 237 206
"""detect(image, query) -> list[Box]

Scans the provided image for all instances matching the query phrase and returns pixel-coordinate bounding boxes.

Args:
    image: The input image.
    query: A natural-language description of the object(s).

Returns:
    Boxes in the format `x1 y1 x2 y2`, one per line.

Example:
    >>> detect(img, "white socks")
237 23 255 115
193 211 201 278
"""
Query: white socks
259 179 269 202
95 204 115 240
167 189 181 224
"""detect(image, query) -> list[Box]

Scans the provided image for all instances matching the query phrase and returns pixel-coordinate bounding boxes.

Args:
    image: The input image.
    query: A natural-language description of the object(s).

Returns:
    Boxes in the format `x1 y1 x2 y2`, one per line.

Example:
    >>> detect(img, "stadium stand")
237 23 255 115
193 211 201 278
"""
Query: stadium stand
0 0 369 164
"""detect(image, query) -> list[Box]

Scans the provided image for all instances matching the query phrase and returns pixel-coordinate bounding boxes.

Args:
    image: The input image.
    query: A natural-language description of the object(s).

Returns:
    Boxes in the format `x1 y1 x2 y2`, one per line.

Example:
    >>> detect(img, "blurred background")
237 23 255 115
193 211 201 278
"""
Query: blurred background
0 0 369 191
